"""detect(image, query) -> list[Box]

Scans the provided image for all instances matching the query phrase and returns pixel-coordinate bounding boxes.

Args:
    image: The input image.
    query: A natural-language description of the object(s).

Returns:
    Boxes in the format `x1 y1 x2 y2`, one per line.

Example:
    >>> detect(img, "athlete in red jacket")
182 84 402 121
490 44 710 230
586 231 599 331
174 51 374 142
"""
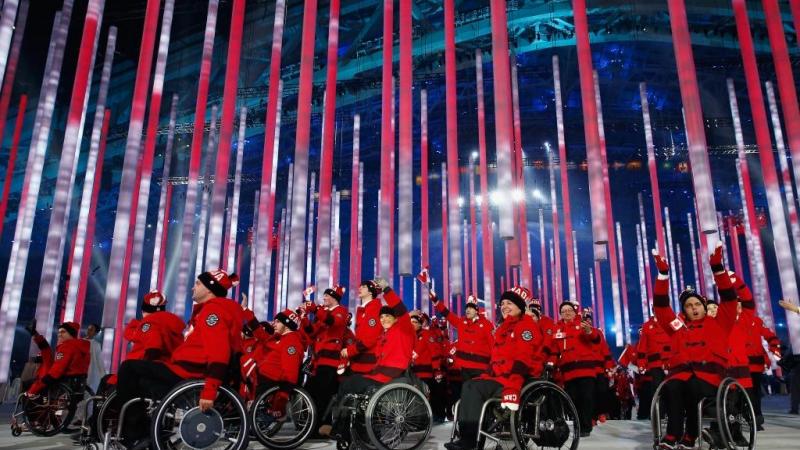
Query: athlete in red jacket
636 314 672 419
343 280 383 374
652 244 737 449
446 287 542 450
123 290 185 363
26 321 90 395
432 293 494 380
410 311 435 381
114 269 241 448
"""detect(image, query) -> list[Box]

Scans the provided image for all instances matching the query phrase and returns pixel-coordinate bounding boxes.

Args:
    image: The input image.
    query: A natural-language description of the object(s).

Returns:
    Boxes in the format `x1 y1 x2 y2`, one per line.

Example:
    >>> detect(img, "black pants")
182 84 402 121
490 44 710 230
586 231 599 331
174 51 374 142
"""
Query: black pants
425 378 447 421
565 377 595 434
638 368 665 420
115 360 183 441
663 376 716 440
304 366 339 428
748 372 764 425
461 368 483 382
455 379 503 445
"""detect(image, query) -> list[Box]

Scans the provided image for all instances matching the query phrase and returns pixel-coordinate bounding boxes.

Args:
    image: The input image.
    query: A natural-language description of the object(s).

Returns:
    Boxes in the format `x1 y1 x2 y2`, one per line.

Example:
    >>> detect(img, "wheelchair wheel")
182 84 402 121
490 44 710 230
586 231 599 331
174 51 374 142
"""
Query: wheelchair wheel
24 383 76 436
150 380 249 450
95 389 119 442
364 383 432 450
650 379 670 449
249 386 316 450
716 379 756 450
511 380 580 450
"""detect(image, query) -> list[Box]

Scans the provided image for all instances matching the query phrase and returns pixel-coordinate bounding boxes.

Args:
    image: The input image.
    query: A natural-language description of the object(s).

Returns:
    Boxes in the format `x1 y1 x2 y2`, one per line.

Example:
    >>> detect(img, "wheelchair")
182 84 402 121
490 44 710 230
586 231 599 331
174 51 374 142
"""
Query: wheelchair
248 385 316 450
12 376 93 437
332 376 432 450
451 379 580 450
651 377 756 450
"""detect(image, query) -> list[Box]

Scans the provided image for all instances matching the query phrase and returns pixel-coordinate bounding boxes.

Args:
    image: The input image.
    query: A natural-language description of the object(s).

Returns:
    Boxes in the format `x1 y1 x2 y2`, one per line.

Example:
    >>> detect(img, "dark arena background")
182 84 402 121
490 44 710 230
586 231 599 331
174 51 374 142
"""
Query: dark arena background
0 0 799 449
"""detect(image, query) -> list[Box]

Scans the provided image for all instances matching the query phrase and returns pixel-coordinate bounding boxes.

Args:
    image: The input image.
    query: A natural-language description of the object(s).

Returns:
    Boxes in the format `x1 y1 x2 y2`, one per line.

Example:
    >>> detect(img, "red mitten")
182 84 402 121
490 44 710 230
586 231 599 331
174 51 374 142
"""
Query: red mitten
268 390 290 419
651 250 670 278
242 308 259 331
305 302 318 315
709 241 725 274
500 389 519 411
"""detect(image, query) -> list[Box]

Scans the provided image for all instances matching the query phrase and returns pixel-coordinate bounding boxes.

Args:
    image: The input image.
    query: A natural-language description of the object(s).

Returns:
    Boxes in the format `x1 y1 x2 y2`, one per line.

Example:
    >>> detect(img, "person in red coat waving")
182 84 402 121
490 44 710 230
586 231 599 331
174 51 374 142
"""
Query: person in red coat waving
342 280 384 375
651 244 738 450
432 293 494 381
114 269 243 449
26 321 90 396
446 287 542 450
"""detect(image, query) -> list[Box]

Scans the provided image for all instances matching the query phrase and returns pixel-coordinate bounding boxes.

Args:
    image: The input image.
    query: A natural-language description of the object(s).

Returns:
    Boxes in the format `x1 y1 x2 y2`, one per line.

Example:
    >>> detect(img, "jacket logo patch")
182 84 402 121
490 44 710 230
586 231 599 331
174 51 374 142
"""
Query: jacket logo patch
55 352 64 360
287 346 297 355
669 317 684 331
368 318 377 327
141 323 151 333
546 329 553 335
246 346 253 353
521 330 534 341
554 332 565 339
206 314 219 327
429 336 435 343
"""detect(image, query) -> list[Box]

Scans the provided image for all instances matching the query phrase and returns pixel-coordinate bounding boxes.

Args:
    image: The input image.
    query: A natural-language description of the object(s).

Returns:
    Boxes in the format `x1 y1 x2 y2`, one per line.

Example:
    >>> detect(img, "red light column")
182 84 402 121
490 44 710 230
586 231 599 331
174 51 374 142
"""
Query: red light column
0 0 28 156
475 51 495 306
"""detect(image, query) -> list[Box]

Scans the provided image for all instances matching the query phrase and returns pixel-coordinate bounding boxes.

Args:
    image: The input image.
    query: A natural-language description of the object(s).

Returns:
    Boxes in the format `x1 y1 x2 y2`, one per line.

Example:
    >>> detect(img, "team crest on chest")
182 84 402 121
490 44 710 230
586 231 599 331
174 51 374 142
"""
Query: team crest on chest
206 314 219 327
287 346 297 355
141 323 151 333
368 318 377 327
521 330 534 341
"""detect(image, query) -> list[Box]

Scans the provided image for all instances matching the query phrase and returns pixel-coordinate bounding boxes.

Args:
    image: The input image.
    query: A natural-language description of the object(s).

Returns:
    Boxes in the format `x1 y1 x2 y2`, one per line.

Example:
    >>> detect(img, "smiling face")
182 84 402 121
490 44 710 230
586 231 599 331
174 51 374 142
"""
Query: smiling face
380 313 397 330
323 293 338 308
683 296 707 321
411 317 422 331
500 299 521 319
560 305 576 322
465 306 478 320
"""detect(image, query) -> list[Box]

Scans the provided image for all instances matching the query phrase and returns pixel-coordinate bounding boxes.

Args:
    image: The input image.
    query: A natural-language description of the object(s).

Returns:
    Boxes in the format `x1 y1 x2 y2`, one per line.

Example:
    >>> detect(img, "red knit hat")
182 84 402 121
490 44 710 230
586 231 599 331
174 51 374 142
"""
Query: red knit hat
198 269 240 297
500 286 532 312
59 321 80 338
323 285 346 302
142 290 167 313
275 308 300 331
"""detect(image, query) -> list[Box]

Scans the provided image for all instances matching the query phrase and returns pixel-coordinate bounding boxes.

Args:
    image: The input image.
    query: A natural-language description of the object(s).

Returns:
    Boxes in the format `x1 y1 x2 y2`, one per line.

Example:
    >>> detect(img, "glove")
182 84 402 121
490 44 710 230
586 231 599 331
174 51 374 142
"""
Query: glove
710 241 725 274
429 290 439 303
24 319 38 336
242 309 259 332
500 389 519 411
651 250 670 277
262 321 275 335
373 277 389 291
305 302 318 314
268 390 290 419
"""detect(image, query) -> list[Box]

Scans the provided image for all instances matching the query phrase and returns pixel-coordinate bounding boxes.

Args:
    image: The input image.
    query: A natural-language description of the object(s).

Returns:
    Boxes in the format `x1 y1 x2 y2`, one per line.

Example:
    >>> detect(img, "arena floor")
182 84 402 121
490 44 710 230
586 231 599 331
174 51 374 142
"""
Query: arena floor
0 396 796 449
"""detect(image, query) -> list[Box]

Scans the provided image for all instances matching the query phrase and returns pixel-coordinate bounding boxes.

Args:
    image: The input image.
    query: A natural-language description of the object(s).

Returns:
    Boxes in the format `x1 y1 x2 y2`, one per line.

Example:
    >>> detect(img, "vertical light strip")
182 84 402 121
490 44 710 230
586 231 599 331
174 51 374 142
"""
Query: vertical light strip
763 0 800 193
173 0 219 317
572 0 608 248
389 79 396 282
281 164 294 311
378 0 393 279
444 0 462 293
420 91 430 276
637 193 653 308
463 219 470 294
195 106 219 273
594 261 605 329
636 224 649 318
766 81 800 252
676 244 685 292
286 0 318 298
687 212 703 294
728 218 745 279
151 95 178 290
572 230 581 305
64 26 117 322
0 95 26 240
0 0 28 156
357 163 364 312
728 77 773 325
397 0 412 277
640 82 667 255
589 266 596 318
304 172 316 287
547 146 562 304
475 51 495 309
0 0 20 91
489 0 515 240
616 222 631 343
552 55 576 300
331 189 341 286
664 207 679 311
733 0 795 335
225 107 246 271
666 0 717 234
511 61 532 288
316 0 341 286
441 163 450 303
594 71 622 345
255 0 286 319
275 209 287 315
35 0 104 338
349 115 361 304
469 159 478 295
125 0 175 323
248 191 260 303
538 209 549 312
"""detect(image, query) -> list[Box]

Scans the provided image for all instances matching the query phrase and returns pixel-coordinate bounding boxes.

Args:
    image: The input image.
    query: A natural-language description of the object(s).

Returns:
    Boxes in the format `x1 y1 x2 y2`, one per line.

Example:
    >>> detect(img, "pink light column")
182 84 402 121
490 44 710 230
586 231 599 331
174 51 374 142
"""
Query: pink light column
511 61 532 289
547 146 562 304
226 107 247 272
378 0 393 279
572 0 609 251
286 0 318 299
732 0 788 333
35 0 105 338
173 0 219 317
349 115 361 304
640 83 667 257
638 193 653 308
420 90 430 298
444 0 463 294
0 0 28 156
475 51 495 309
206 0 246 268
316 0 341 287
552 55 577 301
635 225 649 318
469 158 479 295
441 163 450 304
539 209 550 312
151 95 179 290
398 0 413 277
616 222 631 343
0 95 26 240
0 0 20 91
63 26 117 322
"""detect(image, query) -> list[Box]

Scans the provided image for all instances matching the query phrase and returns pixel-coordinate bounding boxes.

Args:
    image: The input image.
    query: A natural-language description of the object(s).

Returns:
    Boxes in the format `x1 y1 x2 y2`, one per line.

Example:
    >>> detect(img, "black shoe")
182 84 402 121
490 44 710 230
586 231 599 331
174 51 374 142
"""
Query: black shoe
444 439 474 450
579 430 591 438
128 438 152 450
757 424 764 431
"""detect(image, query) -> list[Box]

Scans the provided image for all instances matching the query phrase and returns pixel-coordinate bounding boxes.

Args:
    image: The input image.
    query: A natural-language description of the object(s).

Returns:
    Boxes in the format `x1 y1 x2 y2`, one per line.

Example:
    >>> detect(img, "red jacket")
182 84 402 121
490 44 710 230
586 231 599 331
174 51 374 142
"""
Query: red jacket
738 288 780 373
728 319 752 388
434 296 494 371
537 315 557 364
653 270 737 386
636 316 672 372
365 288 415 383
308 304 348 370
28 336 90 394
125 311 185 362
478 314 542 396
550 317 603 383
255 330 304 387
347 297 383 374
411 328 435 379
167 298 244 401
